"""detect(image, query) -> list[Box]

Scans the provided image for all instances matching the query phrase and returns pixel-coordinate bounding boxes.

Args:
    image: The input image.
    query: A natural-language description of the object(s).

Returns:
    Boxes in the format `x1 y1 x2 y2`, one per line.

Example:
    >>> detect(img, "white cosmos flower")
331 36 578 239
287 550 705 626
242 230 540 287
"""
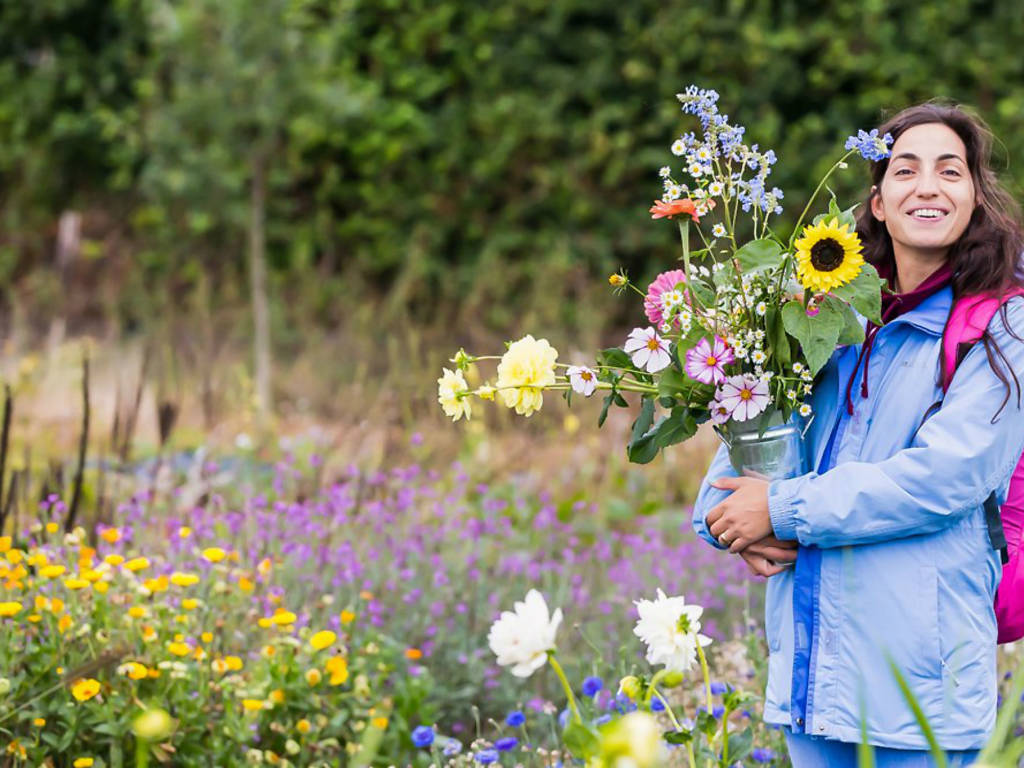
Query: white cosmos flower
567 365 598 397
623 327 672 373
487 589 562 678
633 589 712 673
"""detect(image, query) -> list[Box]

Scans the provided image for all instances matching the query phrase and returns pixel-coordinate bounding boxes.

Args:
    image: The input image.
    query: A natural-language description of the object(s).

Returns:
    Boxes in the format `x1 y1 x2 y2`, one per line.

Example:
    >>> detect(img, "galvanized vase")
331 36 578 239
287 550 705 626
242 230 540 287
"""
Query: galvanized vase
714 411 810 481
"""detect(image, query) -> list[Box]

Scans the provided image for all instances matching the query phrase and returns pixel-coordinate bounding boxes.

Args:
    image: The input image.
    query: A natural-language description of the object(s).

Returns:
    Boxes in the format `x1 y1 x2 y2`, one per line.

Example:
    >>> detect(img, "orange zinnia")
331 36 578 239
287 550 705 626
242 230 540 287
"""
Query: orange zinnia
649 197 714 222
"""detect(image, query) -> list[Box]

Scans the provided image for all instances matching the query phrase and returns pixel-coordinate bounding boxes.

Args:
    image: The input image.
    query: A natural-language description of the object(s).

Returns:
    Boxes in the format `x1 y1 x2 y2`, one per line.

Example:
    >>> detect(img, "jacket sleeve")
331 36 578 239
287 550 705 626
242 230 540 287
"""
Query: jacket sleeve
768 297 1024 548
691 439 736 550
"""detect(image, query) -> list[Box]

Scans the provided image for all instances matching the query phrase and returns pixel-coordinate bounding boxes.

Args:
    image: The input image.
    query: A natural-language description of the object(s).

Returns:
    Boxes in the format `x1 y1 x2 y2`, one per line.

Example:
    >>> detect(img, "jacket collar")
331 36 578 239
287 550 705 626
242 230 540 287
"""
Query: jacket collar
881 285 952 337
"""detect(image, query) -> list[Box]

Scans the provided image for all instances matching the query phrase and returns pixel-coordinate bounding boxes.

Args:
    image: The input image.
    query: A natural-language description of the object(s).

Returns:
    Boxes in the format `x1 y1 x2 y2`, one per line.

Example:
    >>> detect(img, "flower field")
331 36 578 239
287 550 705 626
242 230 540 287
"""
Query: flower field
0 430 1021 766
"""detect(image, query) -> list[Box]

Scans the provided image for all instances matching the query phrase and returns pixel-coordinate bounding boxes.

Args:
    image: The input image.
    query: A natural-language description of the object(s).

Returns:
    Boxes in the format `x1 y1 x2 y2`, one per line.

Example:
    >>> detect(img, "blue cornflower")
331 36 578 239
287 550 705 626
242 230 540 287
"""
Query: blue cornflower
845 128 894 161
593 714 612 726
709 681 728 695
505 710 526 728
582 676 603 697
475 748 499 764
495 736 518 752
442 739 463 756
411 725 435 748
650 696 665 712
713 705 725 718
751 747 776 763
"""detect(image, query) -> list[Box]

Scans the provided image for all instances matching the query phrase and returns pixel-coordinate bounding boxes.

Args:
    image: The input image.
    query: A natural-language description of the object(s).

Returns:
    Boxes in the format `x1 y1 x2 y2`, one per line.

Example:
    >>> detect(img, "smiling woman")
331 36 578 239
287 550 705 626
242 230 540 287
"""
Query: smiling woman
694 102 1024 768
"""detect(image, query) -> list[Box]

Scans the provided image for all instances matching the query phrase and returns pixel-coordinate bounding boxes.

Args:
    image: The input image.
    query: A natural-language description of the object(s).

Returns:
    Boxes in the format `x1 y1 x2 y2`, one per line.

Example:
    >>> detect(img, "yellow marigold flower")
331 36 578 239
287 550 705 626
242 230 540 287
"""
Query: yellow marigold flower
33 717 45 727
167 642 191 657
64 577 90 590
495 334 559 417
270 611 296 626
269 689 285 705
257 558 272 576
241 699 265 712
225 655 243 671
305 668 322 685
193 647 206 661
340 610 355 625
39 564 66 579
309 630 336 651
6 741 26 759
143 575 169 593
296 718 311 734
238 575 255 592
27 614 42 623
6 549 23 564
437 368 472 422
147 667 160 678
118 662 149 681
50 597 65 613
70 678 101 701
174 632 184 641
182 599 200 611
211 658 228 674
142 625 157 642
170 572 200 587
371 716 388 730
128 606 147 618
201 631 213 643
34 595 48 611
99 527 121 543
73 758 94 767
257 617 272 629
45 522 58 534
78 545 96 562
0 601 22 617
93 580 109 594
123 557 149 572
178 526 191 539
201 547 226 563
104 554 124 567
57 666 64 674
81 569 102 583
404 647 423 660
58 614 73 634
325 656 349 686
261 645 276 658
0 536 10 552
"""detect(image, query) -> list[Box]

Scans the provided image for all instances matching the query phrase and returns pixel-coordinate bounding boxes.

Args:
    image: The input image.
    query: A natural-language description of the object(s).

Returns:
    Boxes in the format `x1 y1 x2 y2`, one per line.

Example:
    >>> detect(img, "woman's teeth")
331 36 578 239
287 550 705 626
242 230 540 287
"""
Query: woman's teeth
910 208 946 220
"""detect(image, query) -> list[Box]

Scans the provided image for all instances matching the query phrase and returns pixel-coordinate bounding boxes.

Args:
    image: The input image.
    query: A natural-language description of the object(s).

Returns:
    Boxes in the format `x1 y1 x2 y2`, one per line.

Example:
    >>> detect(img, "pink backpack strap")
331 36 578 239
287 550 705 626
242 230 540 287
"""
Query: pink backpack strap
941 288 1024 392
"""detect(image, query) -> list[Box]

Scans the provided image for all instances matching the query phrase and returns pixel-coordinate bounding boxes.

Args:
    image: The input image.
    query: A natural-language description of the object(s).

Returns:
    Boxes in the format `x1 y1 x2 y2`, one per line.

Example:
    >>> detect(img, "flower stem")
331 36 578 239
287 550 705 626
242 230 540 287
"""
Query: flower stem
696 643 713 714
787 149 857 251
547 652 582 725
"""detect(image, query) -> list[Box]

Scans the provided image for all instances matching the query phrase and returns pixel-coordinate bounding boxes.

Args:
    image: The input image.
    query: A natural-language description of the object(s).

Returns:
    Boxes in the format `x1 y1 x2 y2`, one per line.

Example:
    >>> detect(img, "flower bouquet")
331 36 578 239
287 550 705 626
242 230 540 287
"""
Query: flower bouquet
439 86 889 478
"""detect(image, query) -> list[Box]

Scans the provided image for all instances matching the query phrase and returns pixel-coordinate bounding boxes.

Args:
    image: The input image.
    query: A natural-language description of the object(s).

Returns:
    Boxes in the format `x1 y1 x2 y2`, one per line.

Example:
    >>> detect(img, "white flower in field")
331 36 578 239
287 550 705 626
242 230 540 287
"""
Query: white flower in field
623 327 672 374
799 403 813 417
437 368 472 422
633 589 711 673
659 321 673 334
688 161 704 177
708 181 724 197
567 365 598 397
751 350 767 365
235 432 253 451
671 140 686 156
711 223 726 238
664 183 682 202
658 166 671 178
488 589 562 678
755 301 767 317
786 389 798 401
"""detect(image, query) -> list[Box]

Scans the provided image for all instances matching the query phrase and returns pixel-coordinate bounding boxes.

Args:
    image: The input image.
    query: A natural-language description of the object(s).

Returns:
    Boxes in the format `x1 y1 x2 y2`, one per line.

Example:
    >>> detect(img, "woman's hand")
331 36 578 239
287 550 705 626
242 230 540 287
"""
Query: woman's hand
705 476 775 553
739 549 789 578
739 535 798 577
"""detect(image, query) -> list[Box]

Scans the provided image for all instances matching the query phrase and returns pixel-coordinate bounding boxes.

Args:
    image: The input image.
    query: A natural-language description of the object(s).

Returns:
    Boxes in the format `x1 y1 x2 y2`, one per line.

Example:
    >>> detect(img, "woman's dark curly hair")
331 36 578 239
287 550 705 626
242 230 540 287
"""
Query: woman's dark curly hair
855 102 1024 419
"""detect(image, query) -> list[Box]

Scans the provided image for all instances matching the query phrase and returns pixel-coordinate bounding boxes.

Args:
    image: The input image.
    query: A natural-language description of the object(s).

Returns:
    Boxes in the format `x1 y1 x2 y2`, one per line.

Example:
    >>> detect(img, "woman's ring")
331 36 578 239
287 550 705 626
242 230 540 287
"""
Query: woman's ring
719 534 731 547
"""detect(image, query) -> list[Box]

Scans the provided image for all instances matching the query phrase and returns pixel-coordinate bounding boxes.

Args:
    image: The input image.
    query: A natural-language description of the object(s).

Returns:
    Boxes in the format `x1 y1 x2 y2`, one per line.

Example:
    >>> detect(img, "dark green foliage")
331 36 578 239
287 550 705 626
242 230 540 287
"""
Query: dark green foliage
3 0 1024 334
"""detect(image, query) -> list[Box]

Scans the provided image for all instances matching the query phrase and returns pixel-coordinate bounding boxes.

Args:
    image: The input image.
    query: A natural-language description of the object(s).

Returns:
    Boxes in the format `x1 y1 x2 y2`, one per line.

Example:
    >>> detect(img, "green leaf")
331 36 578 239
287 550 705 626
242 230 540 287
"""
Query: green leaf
812 198 859 231
887 657 947 768
765 306 791 367
832 262 885 325
630 396 655 443
781 298 844 375
726 728 754 764
687 275 716 307
734 238 783 273
713 260 738 288
663 728 693 745
836 298 866 346
598 392 614 427
562 721 600 759
657 366 688 400
597 347 633 371
654 406 698 449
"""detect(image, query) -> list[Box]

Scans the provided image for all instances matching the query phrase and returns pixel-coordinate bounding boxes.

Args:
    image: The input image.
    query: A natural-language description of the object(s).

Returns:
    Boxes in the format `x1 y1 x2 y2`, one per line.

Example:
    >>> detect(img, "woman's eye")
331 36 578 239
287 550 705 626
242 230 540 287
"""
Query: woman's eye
942 169 961 177
893 168 912 176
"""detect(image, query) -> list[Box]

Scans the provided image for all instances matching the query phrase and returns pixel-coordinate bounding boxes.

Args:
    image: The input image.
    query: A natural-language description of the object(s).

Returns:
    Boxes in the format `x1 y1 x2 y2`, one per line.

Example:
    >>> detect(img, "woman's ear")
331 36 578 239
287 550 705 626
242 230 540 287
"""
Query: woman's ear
869 185 885 222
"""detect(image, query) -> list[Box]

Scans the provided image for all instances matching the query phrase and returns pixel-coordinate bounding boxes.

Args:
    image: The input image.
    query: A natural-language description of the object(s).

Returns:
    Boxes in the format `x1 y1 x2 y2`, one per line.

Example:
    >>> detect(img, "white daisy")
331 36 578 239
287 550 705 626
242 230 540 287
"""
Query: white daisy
671 140 686 156
799 404 813 417
658 166 671 178
566 365 598 397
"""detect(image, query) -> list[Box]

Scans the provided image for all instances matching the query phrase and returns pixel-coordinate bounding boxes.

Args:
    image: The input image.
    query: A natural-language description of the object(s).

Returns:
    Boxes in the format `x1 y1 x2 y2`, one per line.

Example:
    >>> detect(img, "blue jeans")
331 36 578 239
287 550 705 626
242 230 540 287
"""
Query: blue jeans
785 729 980 767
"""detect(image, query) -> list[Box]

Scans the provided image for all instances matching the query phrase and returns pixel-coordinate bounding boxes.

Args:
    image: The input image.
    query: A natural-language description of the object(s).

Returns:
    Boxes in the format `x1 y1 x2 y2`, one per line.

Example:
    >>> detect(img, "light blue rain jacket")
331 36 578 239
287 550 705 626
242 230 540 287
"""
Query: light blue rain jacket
693 288 1024 750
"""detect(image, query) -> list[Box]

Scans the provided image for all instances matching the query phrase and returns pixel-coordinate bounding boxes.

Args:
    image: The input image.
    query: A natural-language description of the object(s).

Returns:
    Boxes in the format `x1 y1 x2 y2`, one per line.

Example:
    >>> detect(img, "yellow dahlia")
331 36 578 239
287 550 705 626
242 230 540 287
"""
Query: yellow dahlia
495 335 558 417
793 217 865 293
437 368 472 422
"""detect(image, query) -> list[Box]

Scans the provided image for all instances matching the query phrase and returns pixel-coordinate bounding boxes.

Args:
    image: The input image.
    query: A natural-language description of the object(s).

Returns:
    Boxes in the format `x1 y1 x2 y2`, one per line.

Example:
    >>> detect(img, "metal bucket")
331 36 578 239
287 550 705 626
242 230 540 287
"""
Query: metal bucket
714 412 810 481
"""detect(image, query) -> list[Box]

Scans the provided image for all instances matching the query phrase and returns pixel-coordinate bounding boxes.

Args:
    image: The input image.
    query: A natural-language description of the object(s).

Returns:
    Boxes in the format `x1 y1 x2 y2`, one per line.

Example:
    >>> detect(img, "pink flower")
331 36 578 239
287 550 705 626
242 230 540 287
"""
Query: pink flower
684 337 733 385
708 398 732 425
623 327 672 373
715 374 771 422
644 270 687 326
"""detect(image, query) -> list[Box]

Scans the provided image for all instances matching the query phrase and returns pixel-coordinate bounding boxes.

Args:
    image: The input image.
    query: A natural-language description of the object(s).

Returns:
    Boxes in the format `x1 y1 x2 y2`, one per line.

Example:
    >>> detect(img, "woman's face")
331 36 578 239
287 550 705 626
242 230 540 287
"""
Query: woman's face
870 122 977 261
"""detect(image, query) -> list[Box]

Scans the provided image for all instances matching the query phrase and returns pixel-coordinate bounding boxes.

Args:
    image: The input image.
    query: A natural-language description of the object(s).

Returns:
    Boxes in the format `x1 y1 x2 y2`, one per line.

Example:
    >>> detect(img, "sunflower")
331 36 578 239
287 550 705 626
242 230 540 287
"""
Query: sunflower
793 217 864 293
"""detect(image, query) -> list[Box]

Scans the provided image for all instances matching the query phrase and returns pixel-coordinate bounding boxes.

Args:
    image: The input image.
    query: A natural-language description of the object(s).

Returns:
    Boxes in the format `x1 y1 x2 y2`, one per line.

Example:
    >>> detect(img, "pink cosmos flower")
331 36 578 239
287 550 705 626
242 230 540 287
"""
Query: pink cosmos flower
715 374 771 422
684 336 734 385
623 327 672 373
644 270 687 326
567 365 598 397
708 398 732 425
